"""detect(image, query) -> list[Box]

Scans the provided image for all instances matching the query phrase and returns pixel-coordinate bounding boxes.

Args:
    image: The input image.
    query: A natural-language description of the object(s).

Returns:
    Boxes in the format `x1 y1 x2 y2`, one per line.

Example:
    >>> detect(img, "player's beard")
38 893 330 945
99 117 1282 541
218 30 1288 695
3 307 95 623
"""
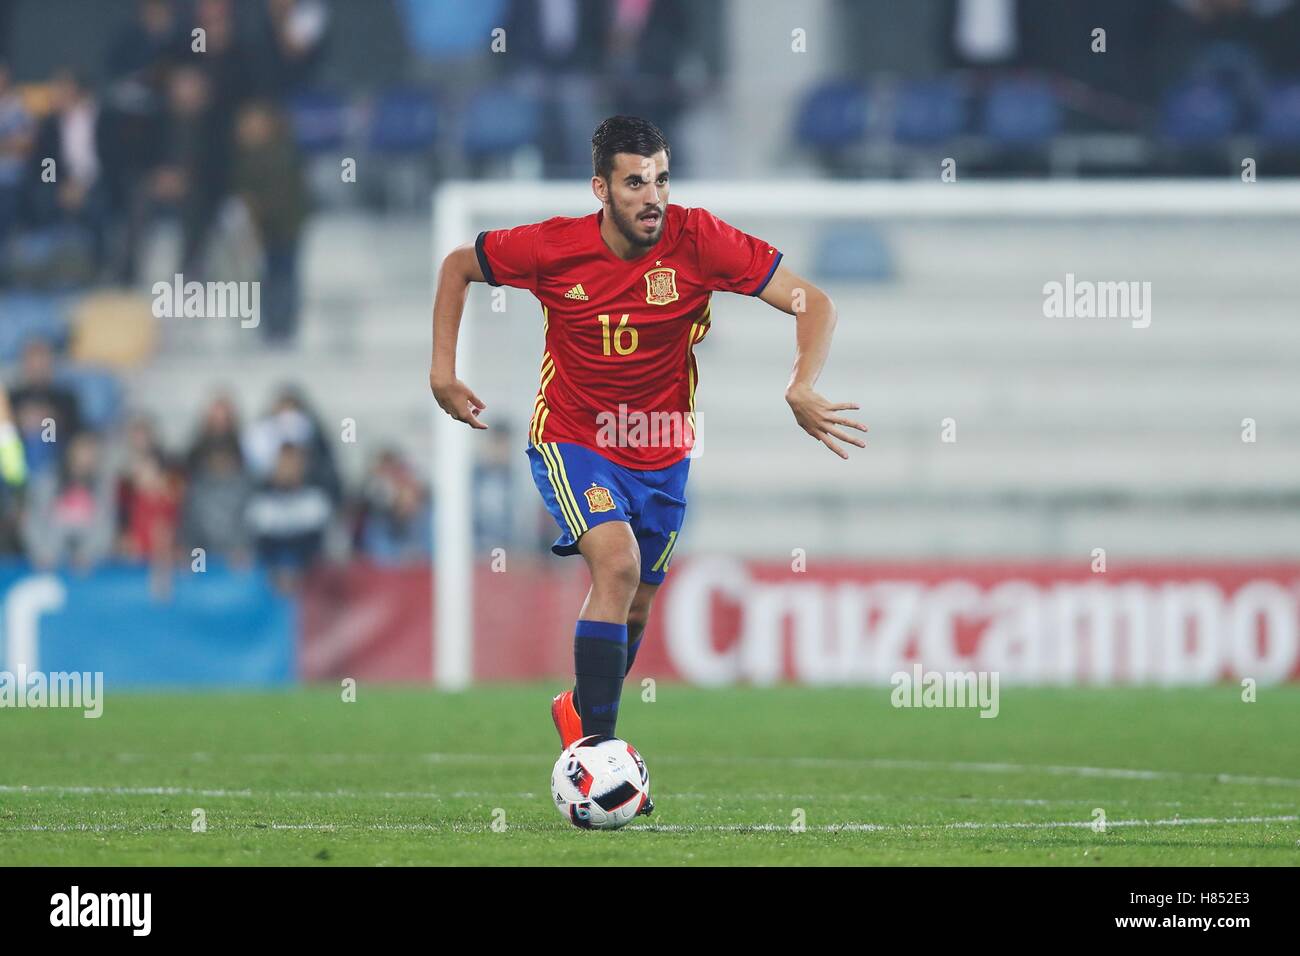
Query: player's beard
611 202 665 248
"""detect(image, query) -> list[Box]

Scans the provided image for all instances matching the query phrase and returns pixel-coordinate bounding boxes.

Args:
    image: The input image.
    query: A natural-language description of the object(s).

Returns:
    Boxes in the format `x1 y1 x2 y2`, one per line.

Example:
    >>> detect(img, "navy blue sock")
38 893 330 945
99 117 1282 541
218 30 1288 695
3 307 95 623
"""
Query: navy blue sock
624 634 644 677
573 619 627 737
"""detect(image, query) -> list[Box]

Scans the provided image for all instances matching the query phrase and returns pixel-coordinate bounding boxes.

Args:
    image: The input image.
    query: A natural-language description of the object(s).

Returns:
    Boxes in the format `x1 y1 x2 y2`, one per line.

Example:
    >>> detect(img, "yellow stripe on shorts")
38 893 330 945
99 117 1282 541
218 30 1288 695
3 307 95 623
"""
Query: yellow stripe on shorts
538 442 587 537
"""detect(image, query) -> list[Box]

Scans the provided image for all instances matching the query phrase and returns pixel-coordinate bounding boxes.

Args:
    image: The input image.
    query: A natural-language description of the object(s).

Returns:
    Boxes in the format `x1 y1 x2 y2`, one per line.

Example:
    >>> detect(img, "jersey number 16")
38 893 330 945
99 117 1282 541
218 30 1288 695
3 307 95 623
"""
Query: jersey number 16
597 313 639 356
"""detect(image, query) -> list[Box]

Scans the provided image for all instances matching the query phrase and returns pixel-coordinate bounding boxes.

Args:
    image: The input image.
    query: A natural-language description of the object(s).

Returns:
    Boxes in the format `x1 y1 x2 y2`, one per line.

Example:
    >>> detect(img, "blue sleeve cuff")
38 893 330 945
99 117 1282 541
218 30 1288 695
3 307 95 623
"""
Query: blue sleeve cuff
751 251 783 296
475 230 499 286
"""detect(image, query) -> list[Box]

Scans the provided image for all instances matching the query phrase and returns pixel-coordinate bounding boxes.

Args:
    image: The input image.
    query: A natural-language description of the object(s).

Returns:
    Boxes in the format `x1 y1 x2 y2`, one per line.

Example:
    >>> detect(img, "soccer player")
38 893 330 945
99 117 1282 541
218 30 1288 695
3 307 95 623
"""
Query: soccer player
430 116 865 767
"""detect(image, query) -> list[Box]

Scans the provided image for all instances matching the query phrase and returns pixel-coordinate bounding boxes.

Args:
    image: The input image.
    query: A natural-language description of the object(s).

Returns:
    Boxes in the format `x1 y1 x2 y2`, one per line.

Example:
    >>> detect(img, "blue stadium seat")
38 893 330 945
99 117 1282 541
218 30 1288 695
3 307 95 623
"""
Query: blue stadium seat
1258 82 1300 144
1160 80 1238 144
54 365 123 432
795 80 869 150
0 293 71 362
983 77 1062 146
463 87 541 157
369 88 439 154
287 90 349 154
893 78 966 145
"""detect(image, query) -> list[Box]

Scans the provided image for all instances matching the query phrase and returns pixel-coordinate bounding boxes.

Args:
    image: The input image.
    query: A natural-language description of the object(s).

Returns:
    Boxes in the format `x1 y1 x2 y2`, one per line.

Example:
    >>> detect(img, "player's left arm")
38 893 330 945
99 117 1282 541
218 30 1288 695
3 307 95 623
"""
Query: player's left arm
758 264 867 459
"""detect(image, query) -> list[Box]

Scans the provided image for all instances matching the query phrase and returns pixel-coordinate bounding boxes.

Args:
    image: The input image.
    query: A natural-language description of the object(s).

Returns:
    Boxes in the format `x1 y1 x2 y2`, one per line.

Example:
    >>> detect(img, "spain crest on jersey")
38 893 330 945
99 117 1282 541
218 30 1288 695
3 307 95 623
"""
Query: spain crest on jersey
584 485 616 513
644 266 679 306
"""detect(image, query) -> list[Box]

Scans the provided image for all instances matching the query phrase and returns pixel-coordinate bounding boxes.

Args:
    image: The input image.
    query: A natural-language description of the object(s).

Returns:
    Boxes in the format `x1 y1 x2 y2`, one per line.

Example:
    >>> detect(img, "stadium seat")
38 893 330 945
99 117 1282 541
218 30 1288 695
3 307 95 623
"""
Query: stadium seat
287 90 350 154
369 88 439 154
1160 80 1238 145
1257 81 1300 145
69 291 157 369
0 292 71 362
54 365 123 432
462 87 541 158
983 77 1062 146
795 80 870 150
892 78 966 145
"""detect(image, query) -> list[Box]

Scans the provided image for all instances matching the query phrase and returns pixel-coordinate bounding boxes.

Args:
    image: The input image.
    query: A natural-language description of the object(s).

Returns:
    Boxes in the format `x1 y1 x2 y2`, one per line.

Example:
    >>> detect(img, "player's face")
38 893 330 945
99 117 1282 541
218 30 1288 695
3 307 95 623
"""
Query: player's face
600 151 670 248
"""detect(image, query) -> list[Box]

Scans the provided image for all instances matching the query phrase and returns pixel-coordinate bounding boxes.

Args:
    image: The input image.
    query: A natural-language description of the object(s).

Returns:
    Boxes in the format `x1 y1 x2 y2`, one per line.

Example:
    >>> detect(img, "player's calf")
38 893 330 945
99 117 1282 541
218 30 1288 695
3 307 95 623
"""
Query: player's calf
573 523 641 736
624 583 658 676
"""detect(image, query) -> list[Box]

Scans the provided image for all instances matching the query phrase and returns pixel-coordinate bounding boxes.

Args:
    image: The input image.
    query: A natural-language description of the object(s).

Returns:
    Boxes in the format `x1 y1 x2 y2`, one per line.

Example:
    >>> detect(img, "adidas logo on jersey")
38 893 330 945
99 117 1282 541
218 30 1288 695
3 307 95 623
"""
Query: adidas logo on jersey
564 284 589 301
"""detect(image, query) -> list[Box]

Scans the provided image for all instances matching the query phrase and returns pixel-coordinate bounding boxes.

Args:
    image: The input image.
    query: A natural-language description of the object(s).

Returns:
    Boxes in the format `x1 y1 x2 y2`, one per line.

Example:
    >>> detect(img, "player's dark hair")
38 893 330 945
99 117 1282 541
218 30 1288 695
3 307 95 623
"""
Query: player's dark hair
592 115 670 180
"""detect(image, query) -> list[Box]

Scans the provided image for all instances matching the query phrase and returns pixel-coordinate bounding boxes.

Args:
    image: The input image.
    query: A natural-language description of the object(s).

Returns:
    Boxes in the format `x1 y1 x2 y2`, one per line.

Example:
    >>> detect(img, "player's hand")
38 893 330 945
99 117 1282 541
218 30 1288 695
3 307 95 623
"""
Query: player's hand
785 384 866 459
430 374 488 429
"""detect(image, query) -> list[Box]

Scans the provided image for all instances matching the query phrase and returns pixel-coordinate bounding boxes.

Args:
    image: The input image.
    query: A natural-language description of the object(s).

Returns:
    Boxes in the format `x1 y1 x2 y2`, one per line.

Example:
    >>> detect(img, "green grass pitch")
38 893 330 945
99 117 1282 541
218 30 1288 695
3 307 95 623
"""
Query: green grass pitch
1 684 1297 865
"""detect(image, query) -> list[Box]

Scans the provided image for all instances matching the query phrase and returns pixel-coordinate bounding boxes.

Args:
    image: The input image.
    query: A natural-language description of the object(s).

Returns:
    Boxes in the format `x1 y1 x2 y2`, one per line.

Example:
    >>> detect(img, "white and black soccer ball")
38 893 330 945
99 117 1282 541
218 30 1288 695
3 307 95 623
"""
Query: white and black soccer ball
551 734 651 830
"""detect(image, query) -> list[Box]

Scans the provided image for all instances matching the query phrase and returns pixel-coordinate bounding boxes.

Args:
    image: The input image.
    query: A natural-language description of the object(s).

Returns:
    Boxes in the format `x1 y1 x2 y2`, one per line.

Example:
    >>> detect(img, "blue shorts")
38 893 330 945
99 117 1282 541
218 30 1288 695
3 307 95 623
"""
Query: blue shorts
526 441 689 585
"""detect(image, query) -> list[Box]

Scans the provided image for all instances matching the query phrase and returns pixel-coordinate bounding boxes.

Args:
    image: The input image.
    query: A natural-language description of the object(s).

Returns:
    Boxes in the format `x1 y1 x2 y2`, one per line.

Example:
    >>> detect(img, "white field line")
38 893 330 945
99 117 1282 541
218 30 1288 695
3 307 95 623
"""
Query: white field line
25 752 1300 790
0 784 459 800
632 815 1300 834
2 783 1296 812
1 815 1295 835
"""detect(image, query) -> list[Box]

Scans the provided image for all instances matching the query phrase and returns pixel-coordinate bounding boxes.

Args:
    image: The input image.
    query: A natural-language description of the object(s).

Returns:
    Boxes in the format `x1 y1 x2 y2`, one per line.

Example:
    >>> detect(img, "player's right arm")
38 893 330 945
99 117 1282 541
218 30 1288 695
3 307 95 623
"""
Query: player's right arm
429 243 489 430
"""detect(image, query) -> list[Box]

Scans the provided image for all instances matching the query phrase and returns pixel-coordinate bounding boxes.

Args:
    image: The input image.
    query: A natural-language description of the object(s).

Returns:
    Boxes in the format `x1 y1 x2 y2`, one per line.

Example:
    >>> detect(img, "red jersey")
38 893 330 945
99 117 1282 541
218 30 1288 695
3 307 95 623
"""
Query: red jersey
476 204 782 469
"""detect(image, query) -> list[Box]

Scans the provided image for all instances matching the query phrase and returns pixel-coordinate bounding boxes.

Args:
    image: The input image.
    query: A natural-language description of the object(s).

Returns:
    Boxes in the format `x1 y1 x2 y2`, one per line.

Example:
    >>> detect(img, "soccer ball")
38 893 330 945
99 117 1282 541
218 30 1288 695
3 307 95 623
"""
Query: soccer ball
551 734 651 830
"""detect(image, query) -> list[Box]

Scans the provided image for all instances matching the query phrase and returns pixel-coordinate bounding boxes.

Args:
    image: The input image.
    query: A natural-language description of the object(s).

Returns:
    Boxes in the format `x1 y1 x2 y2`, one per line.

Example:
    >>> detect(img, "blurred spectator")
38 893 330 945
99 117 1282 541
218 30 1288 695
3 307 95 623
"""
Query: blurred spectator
245 442 331 590
114 412 179 568
181 439 252 565
503 0 610 177
397 0 506 177
242 387 340 500
22 69 110 277
261 0 331 95
608 0 695 150
360 470 431 564
231 100 307 343
355 447 432 564
193 0 258 123
0 59 33 246
8 338 83 477
186 392 243 469
159 0 257 280
99 0 186 283
946 0 1026 68
23 431 116 570
154 65 227 277
356 447 408 519
121 411 165 462
107 0 185 83
117 445 181 564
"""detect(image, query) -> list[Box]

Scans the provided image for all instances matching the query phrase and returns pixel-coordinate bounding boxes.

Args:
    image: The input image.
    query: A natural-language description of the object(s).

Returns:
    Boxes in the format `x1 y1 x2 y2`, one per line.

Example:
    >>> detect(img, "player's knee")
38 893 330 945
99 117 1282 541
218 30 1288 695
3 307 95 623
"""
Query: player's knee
594 548 641 597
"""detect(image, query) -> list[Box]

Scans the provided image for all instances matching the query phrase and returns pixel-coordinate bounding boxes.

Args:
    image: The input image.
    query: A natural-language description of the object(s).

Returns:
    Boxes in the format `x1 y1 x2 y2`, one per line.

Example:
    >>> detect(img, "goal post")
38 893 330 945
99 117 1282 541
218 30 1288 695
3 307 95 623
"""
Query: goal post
430 179 1300 690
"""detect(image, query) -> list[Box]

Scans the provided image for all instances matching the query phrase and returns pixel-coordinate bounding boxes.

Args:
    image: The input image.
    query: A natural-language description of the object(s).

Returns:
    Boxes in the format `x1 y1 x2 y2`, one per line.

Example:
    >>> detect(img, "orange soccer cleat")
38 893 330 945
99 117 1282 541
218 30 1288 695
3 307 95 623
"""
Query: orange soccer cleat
551 690 584 748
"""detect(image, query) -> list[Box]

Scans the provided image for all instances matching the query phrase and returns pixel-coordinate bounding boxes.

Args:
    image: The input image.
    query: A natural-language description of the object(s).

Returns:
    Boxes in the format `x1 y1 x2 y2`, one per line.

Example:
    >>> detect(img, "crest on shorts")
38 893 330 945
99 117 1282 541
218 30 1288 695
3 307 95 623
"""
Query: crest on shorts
583 485 616 513
644 267 679 306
